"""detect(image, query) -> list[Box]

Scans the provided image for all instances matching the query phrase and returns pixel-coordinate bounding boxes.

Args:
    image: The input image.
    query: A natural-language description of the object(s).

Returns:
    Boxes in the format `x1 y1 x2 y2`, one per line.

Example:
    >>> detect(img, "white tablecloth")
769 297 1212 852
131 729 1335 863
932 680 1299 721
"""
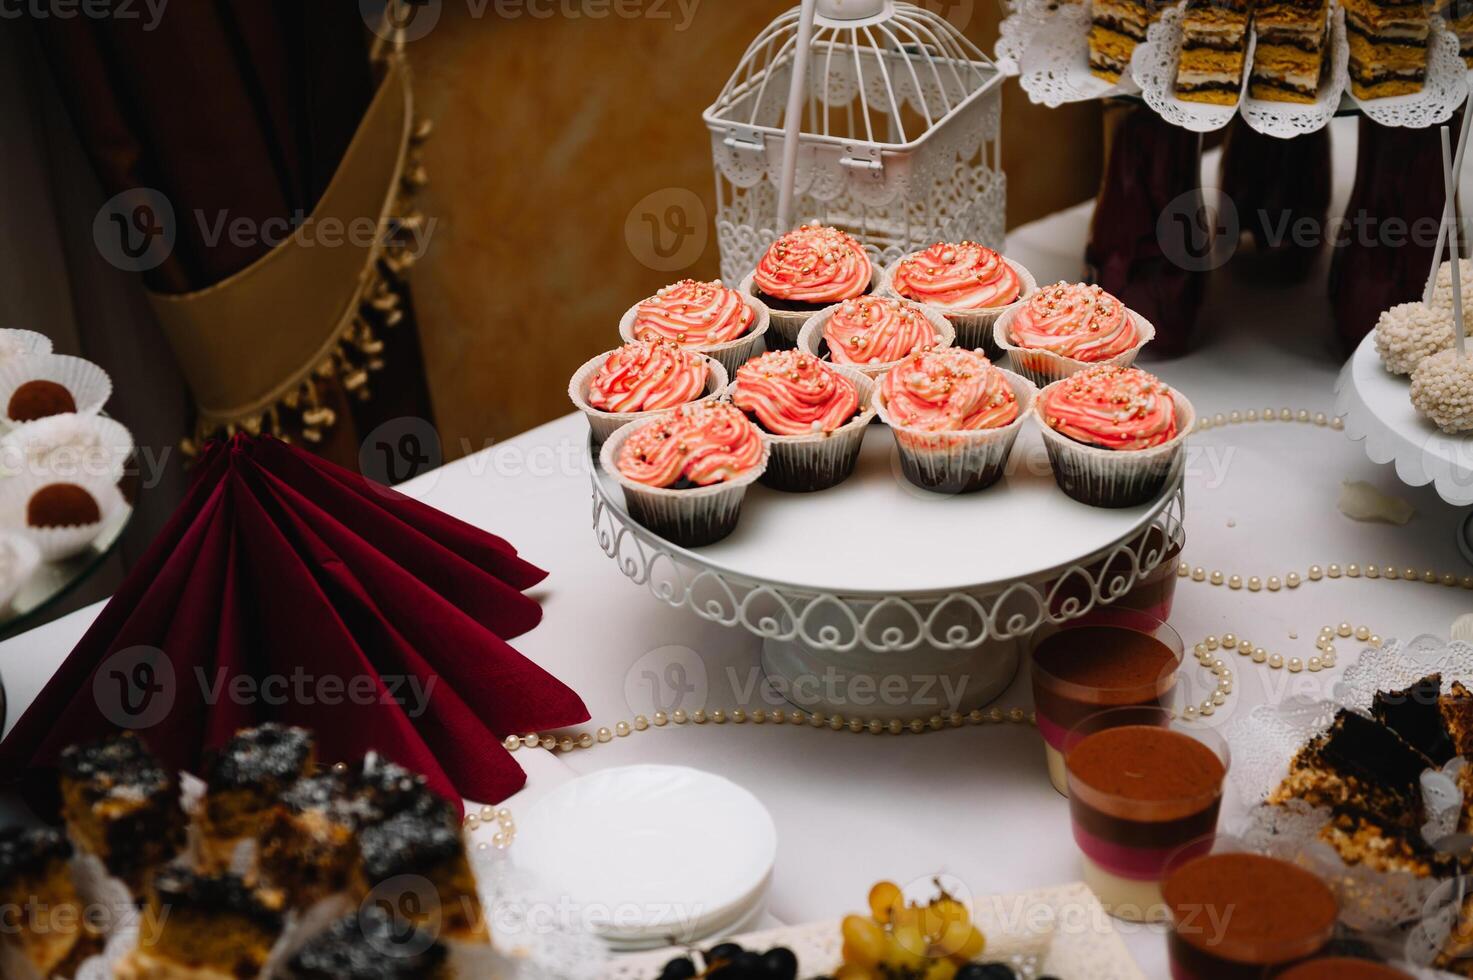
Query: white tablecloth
8 118 1473 976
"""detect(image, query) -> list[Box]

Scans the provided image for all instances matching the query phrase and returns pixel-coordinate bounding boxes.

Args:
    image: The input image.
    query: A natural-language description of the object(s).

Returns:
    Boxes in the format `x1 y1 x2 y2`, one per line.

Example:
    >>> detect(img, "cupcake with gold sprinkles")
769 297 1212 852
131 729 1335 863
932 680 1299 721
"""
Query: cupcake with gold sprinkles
619 279 768 376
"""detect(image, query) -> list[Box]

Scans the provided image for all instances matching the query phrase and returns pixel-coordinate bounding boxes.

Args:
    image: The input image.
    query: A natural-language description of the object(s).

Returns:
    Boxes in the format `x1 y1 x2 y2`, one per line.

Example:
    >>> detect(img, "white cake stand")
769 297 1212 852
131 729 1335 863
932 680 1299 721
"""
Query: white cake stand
1335 332 1473 562
590 425 1185 719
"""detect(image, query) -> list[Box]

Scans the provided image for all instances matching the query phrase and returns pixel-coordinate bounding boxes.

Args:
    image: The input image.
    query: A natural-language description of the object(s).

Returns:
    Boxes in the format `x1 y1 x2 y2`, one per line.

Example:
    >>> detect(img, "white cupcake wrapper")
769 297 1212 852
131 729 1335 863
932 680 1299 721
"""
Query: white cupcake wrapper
1034 383 1195 508
993 307 1156 387
599 416 769 548
727 364 878 492
880 255 1040 359
0 413 134 483
568 350 729 446
0 329 53 362
0 353 112 429
618 289 770 378
736 273 878 349
0 471 127 560
875 369 1037 494
0 530 40 614
796 301 957 379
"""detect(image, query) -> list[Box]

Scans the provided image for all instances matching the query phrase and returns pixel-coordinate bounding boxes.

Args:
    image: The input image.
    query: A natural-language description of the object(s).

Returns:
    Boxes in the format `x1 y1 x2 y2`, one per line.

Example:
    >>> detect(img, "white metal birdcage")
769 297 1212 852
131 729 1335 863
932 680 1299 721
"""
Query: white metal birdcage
704 0 1006 284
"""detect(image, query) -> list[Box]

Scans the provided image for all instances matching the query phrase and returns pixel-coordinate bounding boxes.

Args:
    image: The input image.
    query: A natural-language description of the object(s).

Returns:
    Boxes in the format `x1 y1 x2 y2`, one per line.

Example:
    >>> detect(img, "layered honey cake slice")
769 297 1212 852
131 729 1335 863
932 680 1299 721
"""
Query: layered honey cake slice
58 733 185 891
286 907 449 980
1343 0 1430 97
1090 0 1170 80
118 867 285 980
196 724 315 873
0 827 104 980
1439 0 1473 66
1317 806 1451 878
1269 708 1433 828
1250 0 1332 101
1177 0 1256 104
356 811 488 943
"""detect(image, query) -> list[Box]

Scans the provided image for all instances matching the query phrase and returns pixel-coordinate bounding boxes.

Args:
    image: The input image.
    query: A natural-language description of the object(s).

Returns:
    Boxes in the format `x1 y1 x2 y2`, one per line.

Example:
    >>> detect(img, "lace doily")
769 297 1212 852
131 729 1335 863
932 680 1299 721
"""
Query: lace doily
1018 1 1142 107
1347 20 1467 128
1133 6 1254 132
1239 7 1349 137
605 883 1144 980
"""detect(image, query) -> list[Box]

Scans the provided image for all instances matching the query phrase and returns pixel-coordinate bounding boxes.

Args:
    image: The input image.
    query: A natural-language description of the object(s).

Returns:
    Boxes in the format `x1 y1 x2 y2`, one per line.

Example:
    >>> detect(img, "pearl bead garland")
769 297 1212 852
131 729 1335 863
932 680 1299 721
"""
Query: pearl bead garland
1178 559 1473 594
463 805 516 851
1179 624 1378 718
1195 409 1342 433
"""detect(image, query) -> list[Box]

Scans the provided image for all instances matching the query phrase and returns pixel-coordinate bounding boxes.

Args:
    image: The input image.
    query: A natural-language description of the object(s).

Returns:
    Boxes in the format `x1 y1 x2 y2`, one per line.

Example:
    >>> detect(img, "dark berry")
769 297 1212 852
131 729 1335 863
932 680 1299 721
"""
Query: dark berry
704 942 744 968
657 955 698 980
955 965 1017 980
761 946 798 980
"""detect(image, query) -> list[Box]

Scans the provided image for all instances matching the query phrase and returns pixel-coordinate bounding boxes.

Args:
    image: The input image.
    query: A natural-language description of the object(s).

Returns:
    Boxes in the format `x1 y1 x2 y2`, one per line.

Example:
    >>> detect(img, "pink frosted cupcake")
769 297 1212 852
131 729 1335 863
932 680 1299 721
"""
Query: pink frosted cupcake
797 296 954 378
875 348 1035 494
1035 365 1194 508
599 401 768 547
620 279 768 376
739 224 875 347
729 350 875 492
885 242 1037 359
568 341 728 444
994 282 1154 386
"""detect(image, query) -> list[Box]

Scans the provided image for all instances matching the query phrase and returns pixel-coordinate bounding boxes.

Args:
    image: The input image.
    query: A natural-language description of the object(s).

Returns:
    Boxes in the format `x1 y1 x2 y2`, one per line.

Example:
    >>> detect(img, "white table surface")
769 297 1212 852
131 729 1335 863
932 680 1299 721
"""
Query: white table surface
9 117 1473 977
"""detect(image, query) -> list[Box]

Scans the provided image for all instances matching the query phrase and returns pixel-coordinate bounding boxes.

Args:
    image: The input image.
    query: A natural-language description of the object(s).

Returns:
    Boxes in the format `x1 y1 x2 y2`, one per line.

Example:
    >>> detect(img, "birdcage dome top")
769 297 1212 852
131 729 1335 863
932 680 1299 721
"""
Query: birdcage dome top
705 1 999 151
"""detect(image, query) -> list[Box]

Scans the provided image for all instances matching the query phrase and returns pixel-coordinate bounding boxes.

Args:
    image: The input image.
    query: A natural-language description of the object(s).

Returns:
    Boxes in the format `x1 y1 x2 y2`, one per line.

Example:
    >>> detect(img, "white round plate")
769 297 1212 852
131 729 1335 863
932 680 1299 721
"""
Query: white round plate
514 765 778 947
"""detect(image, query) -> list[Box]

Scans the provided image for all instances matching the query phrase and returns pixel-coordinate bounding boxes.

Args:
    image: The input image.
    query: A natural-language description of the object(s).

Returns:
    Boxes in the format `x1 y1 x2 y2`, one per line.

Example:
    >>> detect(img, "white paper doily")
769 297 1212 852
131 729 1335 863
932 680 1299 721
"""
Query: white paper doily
1019 1 1143 107
1133 6 1256 132
1347 19 1468 128
1240 7 1350 137
605 882 1145 980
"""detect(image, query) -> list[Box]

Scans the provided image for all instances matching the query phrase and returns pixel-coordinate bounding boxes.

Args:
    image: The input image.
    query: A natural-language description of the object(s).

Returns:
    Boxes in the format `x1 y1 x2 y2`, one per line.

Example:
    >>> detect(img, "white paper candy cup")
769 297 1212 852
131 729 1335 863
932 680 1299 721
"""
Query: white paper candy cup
728 365 878 493
1034 382 1195 508
0 530 39 614
0 353 112 428
881 255 1039 361
737 272 878 350
993 306 1156 388
0 413 134 483
0 328 53 363
0 472 127 561
875 369 1037 494
618 290 770 378
568 350 729 446
599 416 769 548
796 302 956 379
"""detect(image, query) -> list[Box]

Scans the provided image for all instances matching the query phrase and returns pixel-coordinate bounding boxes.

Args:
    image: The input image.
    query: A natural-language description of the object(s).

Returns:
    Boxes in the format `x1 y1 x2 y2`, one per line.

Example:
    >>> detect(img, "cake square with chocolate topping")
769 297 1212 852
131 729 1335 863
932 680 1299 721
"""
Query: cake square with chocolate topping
287 908 449 979
1176 0 1256 105
1270 709 1433 827
58 733 185 889
1373 673 1456 764
356 812 487 942
0 826 104 980
118 866 285 980
197 724 315 870
1441 680 1473 755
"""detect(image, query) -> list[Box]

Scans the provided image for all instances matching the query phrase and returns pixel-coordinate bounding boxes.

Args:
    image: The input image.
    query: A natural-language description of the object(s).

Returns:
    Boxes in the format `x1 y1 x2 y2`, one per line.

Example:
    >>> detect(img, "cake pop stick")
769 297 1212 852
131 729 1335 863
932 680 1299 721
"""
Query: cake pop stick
1424 96 1473 306
1441 125 1466 355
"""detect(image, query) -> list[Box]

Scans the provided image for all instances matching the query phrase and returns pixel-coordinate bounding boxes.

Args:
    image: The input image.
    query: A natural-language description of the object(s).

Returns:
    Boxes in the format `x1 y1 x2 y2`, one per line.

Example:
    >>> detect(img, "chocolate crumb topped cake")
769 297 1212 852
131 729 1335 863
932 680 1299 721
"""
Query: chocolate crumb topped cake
0 826 103 980
1317 806 1448 878
1441 680 1473 754
59 733 185 888
198 724 315 870
119 867 285 980
1343 0 1430 98
358 812 488 942
288 908 449 979
1089 0 1171 81
1270 709 1432 828
1373 673 1457 764
1250 0 1331 102
1176 0 1255 105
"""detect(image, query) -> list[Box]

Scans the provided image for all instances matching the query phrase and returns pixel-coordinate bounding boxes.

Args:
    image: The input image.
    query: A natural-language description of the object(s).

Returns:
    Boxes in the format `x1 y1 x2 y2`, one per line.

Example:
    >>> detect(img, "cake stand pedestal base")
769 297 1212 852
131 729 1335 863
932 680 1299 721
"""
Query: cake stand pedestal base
760 634 1022 722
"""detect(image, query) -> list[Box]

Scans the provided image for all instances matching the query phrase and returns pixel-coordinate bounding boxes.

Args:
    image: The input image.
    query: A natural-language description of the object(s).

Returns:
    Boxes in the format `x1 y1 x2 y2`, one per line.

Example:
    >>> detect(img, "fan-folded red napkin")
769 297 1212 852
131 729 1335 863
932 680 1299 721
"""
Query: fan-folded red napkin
0 435 589 811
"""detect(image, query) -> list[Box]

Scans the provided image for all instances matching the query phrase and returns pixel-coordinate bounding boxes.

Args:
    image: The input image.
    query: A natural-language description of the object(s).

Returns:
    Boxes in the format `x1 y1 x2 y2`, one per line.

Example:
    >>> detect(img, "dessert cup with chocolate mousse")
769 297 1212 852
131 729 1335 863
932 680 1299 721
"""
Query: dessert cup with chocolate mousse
1065 706 1229 921
994 282 1154 387
619 279 768 377
884 242 1037 360
739 224 876 347
1030 608 1184 795
797 296 955 379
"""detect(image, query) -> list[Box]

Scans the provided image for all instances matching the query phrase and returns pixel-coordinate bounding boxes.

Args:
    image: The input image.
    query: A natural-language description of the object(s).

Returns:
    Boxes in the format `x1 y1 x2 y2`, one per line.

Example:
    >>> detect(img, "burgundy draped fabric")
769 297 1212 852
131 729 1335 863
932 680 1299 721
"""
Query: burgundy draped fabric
1219 118 1332 279
1329 115 1454 352
0 436 589 811
1085 101 1206 357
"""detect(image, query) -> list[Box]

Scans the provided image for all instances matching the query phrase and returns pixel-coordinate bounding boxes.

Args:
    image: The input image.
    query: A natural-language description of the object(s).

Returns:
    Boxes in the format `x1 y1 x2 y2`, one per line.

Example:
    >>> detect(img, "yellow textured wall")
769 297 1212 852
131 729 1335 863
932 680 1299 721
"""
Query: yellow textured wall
406 2 1102 454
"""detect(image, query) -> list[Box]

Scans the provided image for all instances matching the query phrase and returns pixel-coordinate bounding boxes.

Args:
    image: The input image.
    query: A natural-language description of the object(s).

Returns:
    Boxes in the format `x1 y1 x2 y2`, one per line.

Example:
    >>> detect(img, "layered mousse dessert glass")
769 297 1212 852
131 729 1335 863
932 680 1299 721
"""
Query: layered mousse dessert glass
1031 609 1184 795
1162 848 1338 979
1065 706 1228 921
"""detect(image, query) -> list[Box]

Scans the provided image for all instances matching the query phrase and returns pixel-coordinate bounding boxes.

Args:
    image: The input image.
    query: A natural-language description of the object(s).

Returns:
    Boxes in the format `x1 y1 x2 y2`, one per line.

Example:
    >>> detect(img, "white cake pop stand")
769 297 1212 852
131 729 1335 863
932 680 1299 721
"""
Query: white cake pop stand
590 425 1185 719
1335 332 1473 562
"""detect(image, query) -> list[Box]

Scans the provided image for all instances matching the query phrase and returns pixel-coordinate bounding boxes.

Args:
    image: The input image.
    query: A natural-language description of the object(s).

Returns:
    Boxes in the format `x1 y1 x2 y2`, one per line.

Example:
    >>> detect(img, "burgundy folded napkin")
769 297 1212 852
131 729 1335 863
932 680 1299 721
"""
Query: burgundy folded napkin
0 435 588 811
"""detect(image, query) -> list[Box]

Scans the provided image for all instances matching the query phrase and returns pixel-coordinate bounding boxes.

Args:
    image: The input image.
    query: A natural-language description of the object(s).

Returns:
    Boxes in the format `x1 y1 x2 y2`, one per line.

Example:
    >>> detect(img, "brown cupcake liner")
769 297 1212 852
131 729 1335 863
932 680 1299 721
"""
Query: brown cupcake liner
737 273 877 351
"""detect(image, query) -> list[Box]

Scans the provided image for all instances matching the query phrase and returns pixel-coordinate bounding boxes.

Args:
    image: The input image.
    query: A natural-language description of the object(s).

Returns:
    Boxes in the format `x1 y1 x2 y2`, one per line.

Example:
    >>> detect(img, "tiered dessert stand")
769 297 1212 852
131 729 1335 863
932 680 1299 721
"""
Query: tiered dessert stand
1336 332 1473 562
591 425 1184 720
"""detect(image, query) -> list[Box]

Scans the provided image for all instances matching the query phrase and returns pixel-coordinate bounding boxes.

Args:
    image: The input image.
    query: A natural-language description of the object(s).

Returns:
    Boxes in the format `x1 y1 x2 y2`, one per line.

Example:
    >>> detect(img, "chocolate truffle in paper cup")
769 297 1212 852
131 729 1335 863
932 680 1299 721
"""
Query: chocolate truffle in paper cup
619 279 768 377
0 471 126 561
1035 365 1194 508
797 296 955 379
0 413 134 483
883 243 1038 361
600 401 768 548
0 353 112 428
875 348 1035 494
994 282 1154 387
741 224 876 348
728 351 876 492
568 342 728 446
